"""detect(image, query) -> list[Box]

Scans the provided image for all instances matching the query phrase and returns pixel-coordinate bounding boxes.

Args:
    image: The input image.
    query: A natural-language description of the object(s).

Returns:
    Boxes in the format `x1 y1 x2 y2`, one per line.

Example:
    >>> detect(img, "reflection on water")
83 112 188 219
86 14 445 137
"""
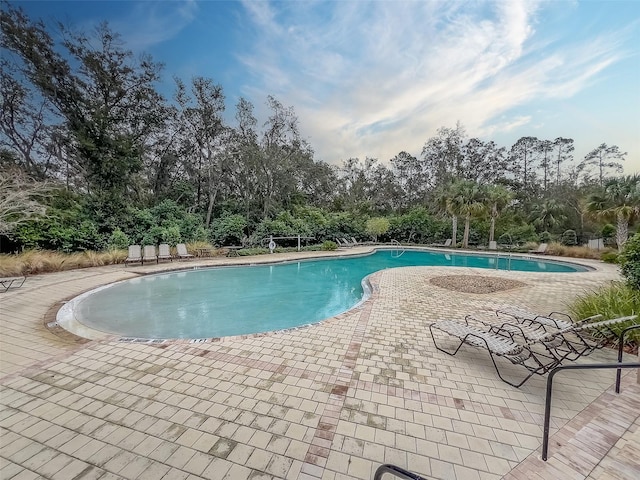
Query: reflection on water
75 249 585 339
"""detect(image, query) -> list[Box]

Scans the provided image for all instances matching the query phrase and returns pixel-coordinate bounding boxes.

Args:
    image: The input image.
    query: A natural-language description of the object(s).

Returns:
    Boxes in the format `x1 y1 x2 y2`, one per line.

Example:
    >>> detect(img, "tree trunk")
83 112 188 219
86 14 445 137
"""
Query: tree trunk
463 215 471 248
451 215 458 247
616 212 628 252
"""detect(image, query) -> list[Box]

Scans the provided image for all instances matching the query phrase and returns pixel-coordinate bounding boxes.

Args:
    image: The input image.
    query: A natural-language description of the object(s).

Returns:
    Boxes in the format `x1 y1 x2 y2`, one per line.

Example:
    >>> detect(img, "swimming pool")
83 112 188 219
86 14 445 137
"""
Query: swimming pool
59 249 587 340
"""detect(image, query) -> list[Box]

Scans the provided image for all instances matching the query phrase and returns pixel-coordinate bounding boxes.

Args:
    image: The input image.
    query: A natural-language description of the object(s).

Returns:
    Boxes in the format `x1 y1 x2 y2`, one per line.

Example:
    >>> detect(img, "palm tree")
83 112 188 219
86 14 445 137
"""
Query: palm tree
432 182 458 247
485 185 512 244
531 198 567 233
450 180 487 248
587 175 640 252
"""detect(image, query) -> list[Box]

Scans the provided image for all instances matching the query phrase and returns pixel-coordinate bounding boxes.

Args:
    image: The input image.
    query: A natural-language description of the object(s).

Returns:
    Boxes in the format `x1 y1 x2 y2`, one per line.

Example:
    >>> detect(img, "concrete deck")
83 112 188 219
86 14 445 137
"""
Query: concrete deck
1 248 638 479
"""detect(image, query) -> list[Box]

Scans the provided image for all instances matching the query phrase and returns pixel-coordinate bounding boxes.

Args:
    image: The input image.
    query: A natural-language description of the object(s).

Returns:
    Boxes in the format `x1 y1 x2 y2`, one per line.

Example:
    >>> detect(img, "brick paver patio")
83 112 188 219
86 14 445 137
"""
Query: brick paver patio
1 247 638 479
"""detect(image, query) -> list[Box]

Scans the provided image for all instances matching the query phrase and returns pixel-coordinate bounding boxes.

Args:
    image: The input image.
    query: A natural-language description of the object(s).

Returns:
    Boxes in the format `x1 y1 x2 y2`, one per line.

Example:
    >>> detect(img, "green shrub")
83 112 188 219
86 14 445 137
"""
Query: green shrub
366 217 390 242
539 231 551 243
322 241 338 251
570 282 640 344
620 232 640 290
163 225 182 246
108 228 130 250
561 229 578 246
601 251 620 264
211 214 247 246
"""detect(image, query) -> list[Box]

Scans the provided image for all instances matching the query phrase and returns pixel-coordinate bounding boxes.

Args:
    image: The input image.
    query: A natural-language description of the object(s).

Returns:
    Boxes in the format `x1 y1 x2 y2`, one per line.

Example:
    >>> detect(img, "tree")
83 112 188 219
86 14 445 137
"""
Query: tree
552 138 574 185
420 123 466 187
174 76 227 225
508 136 540 192
579 143 626 186
366 217 390 242
449 180 486 248
460 138 507 185
485 185 512 243
390 151 429 208
587 175 640 252
537 139 553 192
1 6 166 218
531 198 567 233
0 168 50 235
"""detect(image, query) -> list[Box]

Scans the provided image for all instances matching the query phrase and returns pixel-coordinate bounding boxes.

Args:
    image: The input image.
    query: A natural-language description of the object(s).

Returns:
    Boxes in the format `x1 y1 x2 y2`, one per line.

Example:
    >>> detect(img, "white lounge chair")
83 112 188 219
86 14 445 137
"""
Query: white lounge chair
176 243 194 259
125 245 142 265
529 243 548 254
158 243 173 262
431 238 452 247
142 245 157 264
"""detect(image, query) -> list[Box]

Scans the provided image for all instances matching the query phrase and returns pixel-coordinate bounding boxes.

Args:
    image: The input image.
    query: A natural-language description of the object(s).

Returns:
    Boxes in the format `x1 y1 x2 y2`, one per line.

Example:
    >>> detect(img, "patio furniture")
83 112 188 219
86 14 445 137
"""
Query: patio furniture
529 243 548 254
142 245 157 264
1 276 26 293
470 312 638 361
430 238 452 247
225 246 242 257
158 243 173 262
429 318 567 388
125 245 143 265
176 243 194 259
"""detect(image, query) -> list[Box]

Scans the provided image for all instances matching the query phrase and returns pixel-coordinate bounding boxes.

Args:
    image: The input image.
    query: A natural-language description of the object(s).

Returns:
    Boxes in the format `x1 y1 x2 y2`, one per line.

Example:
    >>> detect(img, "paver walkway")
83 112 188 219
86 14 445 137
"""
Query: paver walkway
1 248 638 479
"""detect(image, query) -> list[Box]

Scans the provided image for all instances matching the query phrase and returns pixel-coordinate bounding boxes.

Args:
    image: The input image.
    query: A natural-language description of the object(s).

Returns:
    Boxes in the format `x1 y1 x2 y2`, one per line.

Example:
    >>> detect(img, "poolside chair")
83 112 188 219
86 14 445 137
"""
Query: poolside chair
142 245 157 265
429 318 567 388
176 243 194 260
488 241 497 250
125 245 143 265
529 243 548 254
0 276 26 293
341 237 355 247
158 243 173 262
431 238 452 247
489 309 638 360
335 238 350 248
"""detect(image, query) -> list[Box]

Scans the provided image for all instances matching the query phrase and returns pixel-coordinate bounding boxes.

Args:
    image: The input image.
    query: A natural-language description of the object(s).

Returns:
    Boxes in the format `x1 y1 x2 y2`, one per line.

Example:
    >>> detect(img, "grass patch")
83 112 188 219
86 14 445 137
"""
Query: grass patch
0 249 128 276
570 282 640 347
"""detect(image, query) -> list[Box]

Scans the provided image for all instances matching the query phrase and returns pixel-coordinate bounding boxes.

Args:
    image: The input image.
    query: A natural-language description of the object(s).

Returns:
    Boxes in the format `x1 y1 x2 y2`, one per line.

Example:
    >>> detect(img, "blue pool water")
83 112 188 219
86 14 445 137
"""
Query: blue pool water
71 249 586 339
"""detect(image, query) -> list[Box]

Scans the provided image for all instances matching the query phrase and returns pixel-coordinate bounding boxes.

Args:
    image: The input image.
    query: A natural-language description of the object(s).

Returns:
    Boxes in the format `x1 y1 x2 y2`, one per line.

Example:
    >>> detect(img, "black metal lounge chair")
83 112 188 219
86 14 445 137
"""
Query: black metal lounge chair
0 276 26 293
429 319 566 388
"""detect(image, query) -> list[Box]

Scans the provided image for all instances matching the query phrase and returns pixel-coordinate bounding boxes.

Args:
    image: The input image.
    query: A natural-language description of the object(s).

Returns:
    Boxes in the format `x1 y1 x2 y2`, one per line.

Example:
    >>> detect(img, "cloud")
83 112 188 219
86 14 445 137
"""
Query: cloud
111 0 199 51
237 0 634 164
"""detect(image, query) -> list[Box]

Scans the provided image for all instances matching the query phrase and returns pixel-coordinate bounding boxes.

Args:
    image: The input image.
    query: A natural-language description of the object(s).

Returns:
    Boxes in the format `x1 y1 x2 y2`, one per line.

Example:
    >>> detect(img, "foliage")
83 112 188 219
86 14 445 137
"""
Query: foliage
561 229 578 246
108 229 130 250
321 241 338 251
570 282 640 344
365 217 390 242
0 249 127 276
502 224 538 245
619 233 640 290
210 214 247 246
539 231 552 243
601 251 620 263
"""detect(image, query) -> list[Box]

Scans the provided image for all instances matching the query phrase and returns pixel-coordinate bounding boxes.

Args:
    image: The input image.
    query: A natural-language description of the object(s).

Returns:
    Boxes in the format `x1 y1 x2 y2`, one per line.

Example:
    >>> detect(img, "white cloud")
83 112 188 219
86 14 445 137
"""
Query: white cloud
111 0 199 51
236 0 635 164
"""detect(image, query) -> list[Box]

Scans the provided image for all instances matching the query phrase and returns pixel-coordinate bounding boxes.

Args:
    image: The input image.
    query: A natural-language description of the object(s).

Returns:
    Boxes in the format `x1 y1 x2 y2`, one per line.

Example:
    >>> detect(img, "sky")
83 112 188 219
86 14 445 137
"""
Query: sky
12 0 640 174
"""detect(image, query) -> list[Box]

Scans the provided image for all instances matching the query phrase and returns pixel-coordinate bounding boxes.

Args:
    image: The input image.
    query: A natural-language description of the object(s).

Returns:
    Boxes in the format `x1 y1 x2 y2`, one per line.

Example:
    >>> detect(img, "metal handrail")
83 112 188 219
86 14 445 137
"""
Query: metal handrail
541 362 640 461
390 239 405 258
616 324 640 393
374 464 427 480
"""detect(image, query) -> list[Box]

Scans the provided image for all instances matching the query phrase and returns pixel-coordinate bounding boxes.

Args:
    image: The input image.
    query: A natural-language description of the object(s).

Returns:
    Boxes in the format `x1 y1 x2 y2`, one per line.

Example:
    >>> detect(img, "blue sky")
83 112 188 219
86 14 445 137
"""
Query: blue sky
14 0 640 174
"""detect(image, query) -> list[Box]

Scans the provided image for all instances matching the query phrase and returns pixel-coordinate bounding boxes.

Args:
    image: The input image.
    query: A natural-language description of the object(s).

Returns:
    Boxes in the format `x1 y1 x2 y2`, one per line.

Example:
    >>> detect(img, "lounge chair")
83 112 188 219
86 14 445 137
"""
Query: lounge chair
335 238 351 248
341 237 355 247
431 238 452 247
158 243 173 262
1 276 26 293
488 241 497 250
478 310 637 360
125 245 143 265
176 243 194 259
142 245 157 264
429 318 566 388
529 243 548 254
